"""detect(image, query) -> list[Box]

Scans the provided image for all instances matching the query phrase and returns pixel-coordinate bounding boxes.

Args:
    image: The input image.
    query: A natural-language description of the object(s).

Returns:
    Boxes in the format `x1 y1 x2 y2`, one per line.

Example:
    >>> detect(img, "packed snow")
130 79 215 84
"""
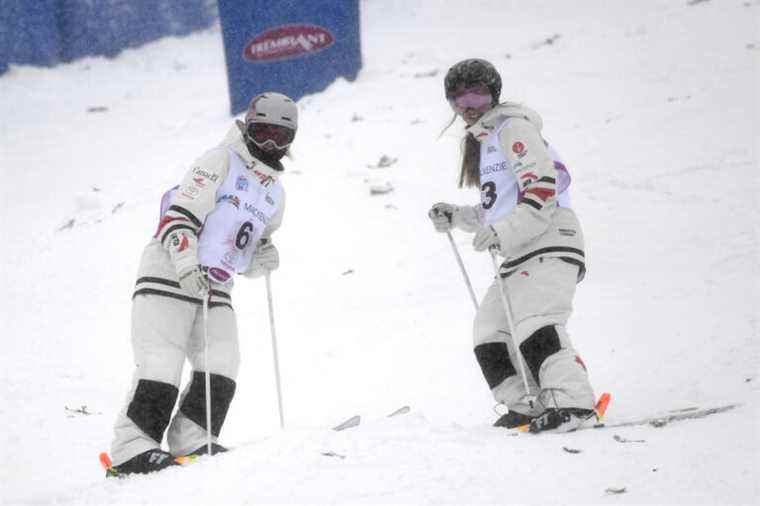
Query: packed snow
1 0 758 504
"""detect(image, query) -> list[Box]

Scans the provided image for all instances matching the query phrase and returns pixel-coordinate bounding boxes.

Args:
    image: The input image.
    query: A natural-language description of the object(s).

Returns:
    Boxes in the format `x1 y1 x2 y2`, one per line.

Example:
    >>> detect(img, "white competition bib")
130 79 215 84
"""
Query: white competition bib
160 150 283 285
198 151 283 284
479 120 572 225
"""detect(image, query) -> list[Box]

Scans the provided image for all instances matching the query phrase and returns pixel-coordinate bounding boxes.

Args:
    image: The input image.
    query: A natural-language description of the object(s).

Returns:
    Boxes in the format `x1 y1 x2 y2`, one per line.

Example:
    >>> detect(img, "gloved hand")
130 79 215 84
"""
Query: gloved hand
178 265 210 298
428 203 481 233
472 225 501 252
428 202 456 232
167 230 209 297
244 239 279 278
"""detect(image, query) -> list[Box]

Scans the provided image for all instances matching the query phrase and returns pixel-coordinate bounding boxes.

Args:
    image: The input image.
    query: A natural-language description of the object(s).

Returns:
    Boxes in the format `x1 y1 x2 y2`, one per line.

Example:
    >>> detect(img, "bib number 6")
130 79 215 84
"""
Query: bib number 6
235 221 254 249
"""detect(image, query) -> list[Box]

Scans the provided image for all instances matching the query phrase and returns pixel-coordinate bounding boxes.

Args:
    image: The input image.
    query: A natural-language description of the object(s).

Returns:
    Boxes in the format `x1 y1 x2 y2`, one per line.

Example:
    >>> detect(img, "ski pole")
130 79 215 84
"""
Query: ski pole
202 290 213 455
488 247 535 408
446 230 479 310
265 272 285 429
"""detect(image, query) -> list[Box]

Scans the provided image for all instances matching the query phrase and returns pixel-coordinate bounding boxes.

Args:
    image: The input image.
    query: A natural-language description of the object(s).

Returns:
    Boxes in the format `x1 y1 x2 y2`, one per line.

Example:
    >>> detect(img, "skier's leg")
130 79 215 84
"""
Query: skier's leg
110 294 195 466
505 257 595 411
167 297 240 456
473 280 540 417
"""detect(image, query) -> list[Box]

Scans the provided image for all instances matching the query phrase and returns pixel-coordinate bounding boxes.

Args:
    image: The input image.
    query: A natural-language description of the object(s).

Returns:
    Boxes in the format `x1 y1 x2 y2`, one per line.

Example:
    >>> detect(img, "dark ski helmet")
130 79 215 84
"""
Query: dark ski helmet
444 59 501 105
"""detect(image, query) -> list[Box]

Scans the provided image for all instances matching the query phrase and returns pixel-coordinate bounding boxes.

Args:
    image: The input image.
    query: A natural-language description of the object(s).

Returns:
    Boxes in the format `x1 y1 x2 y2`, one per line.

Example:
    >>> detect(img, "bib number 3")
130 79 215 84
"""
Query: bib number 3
481 181 497 210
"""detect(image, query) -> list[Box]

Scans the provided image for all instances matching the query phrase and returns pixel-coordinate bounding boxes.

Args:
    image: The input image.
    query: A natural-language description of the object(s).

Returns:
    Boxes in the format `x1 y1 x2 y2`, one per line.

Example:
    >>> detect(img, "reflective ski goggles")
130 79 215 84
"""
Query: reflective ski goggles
448 89 493 113
246 122 296 150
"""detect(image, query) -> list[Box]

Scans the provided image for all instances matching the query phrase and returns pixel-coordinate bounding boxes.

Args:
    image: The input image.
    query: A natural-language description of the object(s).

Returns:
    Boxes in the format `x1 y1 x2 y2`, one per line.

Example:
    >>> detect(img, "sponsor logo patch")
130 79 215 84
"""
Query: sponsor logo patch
243 24 335 62
217 194 241 209
192 168 220 183
236 176 249 192
253 169 275 188
208 267 231 283
244 203 268 223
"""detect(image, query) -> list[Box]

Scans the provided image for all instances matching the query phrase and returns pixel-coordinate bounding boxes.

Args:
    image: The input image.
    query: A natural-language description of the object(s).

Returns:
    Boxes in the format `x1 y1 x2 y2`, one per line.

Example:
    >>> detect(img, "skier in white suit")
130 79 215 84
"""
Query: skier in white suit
428 59 596 433
108 92 297 475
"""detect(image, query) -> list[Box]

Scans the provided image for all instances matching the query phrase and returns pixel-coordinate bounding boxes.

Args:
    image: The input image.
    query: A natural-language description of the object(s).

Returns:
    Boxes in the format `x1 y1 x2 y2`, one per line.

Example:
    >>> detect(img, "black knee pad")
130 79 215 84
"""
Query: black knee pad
519 325 562 383
127 379 179 443
179 371 236 437
474 342 517 389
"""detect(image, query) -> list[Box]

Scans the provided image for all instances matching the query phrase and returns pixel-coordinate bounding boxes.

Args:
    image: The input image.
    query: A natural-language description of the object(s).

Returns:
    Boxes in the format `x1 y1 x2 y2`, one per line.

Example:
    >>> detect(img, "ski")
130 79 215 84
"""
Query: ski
513 393 740 434
332 415 361 431
387 405 411 417
586 403 740 431
332 405 410 431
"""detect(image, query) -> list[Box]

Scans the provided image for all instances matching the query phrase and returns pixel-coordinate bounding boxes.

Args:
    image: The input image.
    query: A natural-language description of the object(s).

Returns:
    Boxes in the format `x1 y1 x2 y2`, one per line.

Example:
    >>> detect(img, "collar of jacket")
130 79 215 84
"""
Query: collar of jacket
466 102 544 142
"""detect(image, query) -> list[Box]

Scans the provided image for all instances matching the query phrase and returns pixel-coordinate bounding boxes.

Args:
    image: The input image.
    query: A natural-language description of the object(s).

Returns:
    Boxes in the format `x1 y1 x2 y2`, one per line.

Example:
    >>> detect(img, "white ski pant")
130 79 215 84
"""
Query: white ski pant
110 292 240 465
473 256 594 416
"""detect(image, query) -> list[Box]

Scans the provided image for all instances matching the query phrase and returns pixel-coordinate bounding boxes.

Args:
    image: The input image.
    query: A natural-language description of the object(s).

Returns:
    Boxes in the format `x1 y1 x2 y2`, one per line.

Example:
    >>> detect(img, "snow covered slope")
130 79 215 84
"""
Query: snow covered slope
1 0 757 504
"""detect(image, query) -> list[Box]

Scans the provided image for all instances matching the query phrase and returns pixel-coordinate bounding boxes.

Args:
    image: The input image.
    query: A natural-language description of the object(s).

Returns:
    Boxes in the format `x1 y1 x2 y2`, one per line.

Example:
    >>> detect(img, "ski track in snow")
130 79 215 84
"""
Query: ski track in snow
1 0 758 504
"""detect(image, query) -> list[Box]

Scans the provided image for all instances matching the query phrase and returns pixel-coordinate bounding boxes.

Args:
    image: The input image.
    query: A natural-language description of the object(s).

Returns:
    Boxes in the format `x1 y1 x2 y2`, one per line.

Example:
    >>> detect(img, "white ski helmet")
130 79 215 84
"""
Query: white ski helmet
245 92 298 131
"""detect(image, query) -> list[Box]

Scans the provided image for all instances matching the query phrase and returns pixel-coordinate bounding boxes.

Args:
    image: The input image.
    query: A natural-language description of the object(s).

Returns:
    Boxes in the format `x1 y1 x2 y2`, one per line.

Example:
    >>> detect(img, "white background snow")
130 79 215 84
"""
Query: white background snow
1 0 758 504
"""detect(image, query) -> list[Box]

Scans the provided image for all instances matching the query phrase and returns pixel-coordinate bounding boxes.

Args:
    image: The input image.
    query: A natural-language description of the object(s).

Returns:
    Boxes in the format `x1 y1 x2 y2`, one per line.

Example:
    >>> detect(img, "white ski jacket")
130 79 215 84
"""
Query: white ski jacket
467 103 586 281
132 125 286 307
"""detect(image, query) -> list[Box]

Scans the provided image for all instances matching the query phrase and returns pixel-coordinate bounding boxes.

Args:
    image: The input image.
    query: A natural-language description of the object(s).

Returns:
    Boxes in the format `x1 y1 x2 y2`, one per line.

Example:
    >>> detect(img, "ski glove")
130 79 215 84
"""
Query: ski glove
428 203 481 233
244 239 279 279
472 225 501 252
167 230 209 297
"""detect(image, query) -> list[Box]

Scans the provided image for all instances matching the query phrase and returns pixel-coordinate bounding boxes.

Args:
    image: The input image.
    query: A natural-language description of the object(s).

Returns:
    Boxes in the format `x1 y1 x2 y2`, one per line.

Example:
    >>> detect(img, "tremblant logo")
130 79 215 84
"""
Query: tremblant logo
243 24 335 62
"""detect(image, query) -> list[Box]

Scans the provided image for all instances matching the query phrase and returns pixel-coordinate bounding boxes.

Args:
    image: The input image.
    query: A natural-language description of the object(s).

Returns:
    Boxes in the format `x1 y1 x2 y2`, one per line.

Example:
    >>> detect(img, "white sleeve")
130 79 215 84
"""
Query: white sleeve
155 148 230 248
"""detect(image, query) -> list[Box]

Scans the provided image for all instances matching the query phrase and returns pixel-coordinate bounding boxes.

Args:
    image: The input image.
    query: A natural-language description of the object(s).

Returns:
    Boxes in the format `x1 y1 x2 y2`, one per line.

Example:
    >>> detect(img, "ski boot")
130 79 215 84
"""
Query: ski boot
528 408 596 433
105 449 180 477
493 410 534 429
187 443 228 457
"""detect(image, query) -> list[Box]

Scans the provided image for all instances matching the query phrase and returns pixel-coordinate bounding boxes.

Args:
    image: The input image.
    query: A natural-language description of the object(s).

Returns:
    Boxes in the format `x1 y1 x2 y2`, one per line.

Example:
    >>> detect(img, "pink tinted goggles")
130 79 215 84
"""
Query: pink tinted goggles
449 90 492 111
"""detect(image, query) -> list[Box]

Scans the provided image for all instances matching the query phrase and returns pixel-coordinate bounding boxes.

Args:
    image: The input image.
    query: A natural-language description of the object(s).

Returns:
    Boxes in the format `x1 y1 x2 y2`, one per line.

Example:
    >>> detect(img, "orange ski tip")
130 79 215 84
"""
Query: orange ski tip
594 392 612 420
99 452 113 470
175 455 196 465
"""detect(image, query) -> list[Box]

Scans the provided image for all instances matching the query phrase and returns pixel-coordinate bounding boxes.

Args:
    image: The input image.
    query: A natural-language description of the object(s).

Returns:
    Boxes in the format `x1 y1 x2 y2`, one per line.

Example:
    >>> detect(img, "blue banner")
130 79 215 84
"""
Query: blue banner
218 0 362 114
0 0 60 68
0 0 215 75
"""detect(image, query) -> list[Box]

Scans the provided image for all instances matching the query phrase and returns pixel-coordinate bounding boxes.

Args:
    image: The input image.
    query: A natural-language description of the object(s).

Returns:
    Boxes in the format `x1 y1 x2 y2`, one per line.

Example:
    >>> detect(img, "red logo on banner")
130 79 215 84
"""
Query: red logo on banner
243 24 335 62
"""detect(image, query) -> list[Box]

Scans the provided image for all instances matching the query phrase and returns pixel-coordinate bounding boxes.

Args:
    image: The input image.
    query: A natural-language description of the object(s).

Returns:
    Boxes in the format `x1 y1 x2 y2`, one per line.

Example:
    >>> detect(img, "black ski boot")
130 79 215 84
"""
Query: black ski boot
493 410 534 429
108 449 180 477
187 443 228 457
528 408 596 433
